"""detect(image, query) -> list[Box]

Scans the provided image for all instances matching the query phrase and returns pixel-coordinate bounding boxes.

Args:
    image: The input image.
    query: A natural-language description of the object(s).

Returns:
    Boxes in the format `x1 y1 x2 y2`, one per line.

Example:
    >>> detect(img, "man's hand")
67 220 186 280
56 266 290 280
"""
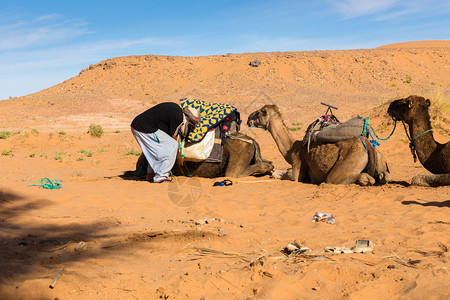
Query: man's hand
173 134 184 167
176 151 184 167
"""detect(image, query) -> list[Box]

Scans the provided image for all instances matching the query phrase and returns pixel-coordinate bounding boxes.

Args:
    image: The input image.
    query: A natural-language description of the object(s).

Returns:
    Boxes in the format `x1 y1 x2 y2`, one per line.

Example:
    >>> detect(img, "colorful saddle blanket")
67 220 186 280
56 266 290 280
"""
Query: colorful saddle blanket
180 98 238 143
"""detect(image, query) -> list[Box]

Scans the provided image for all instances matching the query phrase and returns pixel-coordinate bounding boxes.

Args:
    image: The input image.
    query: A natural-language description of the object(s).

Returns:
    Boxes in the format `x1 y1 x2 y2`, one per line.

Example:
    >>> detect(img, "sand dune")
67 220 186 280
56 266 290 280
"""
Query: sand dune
0 41 449 299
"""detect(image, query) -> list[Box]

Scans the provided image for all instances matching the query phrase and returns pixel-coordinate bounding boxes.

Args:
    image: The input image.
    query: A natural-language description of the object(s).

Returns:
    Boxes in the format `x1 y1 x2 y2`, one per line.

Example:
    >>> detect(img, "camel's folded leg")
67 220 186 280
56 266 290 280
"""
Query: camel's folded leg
272 168 294 180
377 171 391 185
225 162 274 177
252 139 273 164
355 173 376 186
326 149 370 185
411 174 450 187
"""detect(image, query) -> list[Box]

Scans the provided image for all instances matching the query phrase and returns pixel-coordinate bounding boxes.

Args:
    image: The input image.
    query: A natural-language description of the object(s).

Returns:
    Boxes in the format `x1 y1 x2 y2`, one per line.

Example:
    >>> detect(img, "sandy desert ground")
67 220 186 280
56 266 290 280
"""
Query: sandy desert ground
0 41 449 299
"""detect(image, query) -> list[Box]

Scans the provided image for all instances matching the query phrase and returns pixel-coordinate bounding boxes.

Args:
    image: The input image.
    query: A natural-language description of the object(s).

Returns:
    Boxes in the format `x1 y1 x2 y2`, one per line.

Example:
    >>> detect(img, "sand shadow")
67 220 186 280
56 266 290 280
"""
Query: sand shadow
0 187 206 292
0 189 121 286
401 199 450 208
387 180 410 187
114 174 146 181
104 170 147 181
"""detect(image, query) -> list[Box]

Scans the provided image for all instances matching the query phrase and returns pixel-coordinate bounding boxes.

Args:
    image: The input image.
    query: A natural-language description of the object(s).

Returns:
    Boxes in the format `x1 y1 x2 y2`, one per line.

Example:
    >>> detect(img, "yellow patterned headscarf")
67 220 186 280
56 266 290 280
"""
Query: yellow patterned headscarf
180 98 238 143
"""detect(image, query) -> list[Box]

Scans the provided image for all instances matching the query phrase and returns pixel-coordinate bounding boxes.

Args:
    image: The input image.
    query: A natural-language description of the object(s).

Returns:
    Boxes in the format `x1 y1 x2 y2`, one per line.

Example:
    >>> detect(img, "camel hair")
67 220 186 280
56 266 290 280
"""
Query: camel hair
247 104 391 186
132 133 274 179
388 95 450 187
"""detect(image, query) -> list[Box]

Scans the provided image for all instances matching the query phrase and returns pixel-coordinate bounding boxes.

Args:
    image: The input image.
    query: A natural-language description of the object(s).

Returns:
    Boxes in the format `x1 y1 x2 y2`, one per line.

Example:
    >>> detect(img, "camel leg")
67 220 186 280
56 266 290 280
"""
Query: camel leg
271 158 305 182
373 151 391 185
272 168 294 180
224 137 274 177
252 139 272 164
326 147 372 185
226 162 273 177
224 141 273 177
411 174 450 187
377 171 391 185
355 173 376 186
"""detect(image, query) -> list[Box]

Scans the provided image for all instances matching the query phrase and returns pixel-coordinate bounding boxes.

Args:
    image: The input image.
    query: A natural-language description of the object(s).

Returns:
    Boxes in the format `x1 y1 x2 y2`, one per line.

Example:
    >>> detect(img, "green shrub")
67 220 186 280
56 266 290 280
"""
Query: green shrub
54 155 64 162
78 149 92 157
126 149 141 156
0 131 12 139
405 75 412 84
88 124 103 137
288 122 303 132
2 150 12 156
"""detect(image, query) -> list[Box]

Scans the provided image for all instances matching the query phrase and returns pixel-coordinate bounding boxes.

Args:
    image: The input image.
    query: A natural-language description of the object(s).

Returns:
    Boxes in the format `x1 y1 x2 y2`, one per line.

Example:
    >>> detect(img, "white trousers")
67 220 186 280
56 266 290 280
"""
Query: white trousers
131 128 178 182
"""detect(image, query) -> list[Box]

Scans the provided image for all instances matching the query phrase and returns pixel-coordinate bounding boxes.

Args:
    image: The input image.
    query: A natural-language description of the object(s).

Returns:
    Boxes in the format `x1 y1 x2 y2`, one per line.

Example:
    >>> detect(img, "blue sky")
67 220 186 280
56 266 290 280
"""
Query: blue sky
1 0 449 100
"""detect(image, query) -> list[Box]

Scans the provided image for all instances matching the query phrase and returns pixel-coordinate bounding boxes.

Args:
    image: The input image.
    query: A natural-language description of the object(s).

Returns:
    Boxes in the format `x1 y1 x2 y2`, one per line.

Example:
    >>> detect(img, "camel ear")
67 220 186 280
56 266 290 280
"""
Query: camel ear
426 99 431 106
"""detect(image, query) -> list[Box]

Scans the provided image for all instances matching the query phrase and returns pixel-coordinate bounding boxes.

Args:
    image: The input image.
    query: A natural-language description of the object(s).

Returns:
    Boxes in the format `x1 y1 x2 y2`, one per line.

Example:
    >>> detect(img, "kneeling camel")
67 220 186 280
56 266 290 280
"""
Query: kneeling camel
388 95 450 187
248 105 390 185
134 133 274 178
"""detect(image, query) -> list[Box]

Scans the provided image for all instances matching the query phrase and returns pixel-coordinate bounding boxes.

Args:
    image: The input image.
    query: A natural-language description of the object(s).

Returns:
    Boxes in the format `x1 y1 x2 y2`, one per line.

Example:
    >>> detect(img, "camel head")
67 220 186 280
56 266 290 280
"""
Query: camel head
247 104 280 129
388 95 431 124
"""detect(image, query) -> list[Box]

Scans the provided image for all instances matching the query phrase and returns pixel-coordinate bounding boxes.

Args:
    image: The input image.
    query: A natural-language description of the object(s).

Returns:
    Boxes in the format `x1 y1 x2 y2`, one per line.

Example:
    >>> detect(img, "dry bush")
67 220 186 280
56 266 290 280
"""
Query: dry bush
427 92 450 137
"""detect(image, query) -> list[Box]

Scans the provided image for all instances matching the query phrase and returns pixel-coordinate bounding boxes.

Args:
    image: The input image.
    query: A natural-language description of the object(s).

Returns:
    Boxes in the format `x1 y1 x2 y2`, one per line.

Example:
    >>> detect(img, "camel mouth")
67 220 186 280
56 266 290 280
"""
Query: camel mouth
387 102 400 118
246 114 257 127
387 110 399 121
247 119 265 129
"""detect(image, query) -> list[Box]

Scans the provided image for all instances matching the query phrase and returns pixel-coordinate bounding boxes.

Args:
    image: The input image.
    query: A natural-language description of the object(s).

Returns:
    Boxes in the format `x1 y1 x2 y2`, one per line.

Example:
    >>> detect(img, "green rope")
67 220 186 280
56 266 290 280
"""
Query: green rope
265 110 281 130
362 116 397 141
179 138 185 158
400 120 432 143
226 123 254 138
28 177 62 189
399 120 432 162
179 138 192 177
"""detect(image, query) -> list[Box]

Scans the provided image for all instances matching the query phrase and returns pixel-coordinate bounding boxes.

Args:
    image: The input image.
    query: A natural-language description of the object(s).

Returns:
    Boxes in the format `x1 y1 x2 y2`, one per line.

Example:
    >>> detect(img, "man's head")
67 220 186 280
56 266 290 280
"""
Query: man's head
181 107 201 136
183 107 201 124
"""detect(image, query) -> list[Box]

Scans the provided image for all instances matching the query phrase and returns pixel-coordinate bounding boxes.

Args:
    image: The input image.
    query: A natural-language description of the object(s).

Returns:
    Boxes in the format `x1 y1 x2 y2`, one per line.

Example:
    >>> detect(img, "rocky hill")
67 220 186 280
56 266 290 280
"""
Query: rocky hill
1 42 449 132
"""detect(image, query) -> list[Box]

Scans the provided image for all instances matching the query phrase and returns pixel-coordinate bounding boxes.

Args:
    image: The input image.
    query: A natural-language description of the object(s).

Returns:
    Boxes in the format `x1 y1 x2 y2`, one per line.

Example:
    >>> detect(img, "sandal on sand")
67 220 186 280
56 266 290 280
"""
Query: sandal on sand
351 240 373 253
213 179 233 186
324 240 373 254
324 245 353 254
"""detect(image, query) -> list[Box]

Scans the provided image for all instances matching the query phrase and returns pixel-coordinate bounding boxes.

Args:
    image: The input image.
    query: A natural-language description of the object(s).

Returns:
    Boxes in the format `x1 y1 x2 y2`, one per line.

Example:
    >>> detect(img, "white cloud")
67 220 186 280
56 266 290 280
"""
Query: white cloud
330 0 450 20
331 0 399 18
0 14 91 51
0 34 195 99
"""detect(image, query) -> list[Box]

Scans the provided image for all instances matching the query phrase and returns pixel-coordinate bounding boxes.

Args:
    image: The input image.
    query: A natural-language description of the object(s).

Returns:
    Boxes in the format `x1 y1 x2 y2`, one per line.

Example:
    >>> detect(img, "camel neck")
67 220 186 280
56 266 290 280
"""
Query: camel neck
266 114 296 164
408 117 437 167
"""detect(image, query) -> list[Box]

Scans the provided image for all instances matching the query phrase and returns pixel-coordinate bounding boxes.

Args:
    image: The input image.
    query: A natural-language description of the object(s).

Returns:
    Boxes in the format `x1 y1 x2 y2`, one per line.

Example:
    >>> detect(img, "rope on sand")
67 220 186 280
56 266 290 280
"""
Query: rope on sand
28 177 62 189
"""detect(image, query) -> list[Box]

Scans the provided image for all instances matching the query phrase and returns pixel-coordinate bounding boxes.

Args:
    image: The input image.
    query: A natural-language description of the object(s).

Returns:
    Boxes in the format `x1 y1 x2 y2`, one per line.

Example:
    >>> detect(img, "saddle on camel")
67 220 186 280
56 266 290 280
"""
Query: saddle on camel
132 98 273 180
